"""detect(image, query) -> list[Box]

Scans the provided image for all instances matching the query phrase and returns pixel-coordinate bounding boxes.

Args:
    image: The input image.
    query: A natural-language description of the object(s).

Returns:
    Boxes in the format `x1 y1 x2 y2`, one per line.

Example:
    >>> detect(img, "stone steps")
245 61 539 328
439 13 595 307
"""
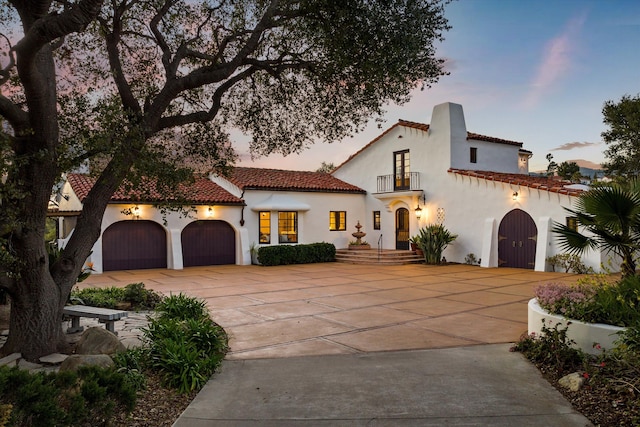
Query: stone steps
335 249 424 265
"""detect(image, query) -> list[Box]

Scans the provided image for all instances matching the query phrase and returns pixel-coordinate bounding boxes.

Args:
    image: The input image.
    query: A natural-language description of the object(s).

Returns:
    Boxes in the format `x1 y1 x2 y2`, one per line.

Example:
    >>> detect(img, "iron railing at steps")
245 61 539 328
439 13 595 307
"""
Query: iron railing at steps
377 234 383 262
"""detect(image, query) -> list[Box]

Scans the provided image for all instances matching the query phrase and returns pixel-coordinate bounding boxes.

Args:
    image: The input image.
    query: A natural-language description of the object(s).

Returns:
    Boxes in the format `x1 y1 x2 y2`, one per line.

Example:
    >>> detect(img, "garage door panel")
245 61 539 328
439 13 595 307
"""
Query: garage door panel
182 221 235 267
103 221 167 271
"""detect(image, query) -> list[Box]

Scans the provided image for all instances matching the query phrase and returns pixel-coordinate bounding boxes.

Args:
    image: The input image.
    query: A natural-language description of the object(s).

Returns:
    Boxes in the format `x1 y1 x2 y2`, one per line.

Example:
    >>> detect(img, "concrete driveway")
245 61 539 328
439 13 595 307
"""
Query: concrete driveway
83 263 580 359
84 263 593 426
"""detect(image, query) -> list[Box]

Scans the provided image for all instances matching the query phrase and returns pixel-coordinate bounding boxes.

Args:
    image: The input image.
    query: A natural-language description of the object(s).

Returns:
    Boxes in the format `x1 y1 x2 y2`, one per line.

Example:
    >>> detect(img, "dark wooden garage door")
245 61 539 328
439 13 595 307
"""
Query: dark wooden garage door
181 220 236 267
103 221 167 271
498 209 537 269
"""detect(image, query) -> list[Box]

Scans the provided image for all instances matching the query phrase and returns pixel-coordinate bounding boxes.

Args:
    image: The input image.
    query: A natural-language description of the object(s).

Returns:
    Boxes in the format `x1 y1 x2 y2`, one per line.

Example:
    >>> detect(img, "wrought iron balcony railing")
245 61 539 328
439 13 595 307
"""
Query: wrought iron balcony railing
376 172 420 193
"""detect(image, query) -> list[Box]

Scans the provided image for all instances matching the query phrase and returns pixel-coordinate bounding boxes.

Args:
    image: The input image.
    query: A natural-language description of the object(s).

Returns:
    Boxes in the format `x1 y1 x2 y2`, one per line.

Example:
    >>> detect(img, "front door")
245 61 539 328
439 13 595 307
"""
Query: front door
498 209 537 269
395 208 410 250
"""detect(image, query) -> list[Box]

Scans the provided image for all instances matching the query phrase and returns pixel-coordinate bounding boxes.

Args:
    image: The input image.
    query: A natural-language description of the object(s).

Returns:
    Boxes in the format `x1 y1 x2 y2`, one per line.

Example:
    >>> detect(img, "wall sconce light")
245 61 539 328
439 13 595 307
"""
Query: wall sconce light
512 191 519 201
415 193 427 219
207 206 214 218
133 205 140 219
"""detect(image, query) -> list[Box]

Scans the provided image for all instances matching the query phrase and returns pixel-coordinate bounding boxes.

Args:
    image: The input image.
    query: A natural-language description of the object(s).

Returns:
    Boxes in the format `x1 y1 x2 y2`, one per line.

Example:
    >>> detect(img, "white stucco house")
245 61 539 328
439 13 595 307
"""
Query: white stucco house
53 102 607 274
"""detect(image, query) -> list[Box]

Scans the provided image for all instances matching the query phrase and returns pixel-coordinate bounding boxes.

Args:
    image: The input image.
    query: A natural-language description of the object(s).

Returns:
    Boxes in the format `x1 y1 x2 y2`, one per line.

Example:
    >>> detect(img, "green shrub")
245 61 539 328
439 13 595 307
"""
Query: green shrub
143 294 228 394
0 365 140 426
70 286 125 309
70 283 163 310
257 242 336 266
511 320 585 376
154 293 209 322
123 282 163 310
546 253 594 274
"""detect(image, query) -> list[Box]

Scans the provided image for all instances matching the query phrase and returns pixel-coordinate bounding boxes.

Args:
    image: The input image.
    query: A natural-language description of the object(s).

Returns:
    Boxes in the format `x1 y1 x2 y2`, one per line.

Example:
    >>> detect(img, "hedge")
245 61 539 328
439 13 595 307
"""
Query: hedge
257 243 336 266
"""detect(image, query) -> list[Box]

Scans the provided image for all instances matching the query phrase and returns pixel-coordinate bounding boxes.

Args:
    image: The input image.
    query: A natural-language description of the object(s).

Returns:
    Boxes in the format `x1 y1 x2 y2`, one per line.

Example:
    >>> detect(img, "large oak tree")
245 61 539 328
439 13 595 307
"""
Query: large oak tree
0 0 450 360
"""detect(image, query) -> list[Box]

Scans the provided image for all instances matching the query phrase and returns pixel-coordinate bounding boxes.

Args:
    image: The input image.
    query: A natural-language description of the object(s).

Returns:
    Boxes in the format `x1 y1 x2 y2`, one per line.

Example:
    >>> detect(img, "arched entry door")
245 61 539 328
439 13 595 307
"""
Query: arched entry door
181 220 236 267
395 208 410 250
498 209 537 269
103 220 167 271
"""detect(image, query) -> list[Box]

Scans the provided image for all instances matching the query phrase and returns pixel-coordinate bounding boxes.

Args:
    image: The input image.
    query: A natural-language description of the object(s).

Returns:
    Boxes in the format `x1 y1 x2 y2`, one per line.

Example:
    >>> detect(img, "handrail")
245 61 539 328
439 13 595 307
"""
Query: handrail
377 234 383 262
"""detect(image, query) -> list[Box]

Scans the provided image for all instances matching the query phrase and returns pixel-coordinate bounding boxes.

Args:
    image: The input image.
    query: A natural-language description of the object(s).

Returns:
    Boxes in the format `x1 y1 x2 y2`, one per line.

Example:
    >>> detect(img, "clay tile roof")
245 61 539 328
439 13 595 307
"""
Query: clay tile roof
227 167 366 193
467 132 523 147
448 169 585 197
67 173 244 205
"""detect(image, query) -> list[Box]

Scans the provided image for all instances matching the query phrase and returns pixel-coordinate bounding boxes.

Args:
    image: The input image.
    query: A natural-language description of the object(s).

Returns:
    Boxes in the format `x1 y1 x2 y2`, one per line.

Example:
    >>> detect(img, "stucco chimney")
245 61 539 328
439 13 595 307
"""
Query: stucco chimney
429 102 467 169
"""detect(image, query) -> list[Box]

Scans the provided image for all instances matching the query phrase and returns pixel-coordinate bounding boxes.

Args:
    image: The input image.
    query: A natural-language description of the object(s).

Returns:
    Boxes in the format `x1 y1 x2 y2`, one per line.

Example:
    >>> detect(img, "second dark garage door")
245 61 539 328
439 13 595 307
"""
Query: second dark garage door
181 220 236 267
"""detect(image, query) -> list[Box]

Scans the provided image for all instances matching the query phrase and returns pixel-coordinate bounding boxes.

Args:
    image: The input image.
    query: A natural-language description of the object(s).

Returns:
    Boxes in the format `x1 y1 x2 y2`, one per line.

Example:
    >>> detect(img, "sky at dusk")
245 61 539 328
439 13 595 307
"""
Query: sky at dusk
236 0 640 173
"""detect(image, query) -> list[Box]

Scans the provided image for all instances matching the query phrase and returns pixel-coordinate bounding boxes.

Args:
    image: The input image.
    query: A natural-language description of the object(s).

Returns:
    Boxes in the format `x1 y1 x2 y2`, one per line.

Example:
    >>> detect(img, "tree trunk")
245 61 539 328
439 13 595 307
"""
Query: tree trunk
2 270 69 360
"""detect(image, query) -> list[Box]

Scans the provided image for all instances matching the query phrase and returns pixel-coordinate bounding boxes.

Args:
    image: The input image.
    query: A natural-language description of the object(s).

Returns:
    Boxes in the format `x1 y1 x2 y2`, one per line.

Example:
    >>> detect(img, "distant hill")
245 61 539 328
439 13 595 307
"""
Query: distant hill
532 159 605 179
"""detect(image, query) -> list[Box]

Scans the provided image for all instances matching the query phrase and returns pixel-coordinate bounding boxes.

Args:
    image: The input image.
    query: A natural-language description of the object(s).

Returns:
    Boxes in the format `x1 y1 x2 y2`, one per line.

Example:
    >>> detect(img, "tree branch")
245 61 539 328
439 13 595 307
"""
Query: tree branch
13 0 104 58
0 95 29 130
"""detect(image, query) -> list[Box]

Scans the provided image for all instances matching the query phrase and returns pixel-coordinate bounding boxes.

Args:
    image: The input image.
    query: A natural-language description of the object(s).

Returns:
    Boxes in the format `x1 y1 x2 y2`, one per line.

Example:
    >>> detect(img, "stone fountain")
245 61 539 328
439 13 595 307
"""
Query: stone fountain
349 221 370 250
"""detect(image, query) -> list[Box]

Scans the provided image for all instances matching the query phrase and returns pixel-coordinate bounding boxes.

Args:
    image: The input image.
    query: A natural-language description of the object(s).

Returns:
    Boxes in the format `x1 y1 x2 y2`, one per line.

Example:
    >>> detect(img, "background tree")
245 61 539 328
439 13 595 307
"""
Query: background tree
316 162 335 173
0 0 451 359
557 161 581 182
546 153 558 177
553 180 640 278
602 94 640 178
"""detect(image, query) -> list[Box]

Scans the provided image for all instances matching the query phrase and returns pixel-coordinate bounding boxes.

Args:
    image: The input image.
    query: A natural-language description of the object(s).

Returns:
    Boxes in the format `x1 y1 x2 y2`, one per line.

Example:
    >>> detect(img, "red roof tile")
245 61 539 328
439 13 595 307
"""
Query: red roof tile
67 173 244 205
448 169 585 197
467 132 523 147
227 167 366 193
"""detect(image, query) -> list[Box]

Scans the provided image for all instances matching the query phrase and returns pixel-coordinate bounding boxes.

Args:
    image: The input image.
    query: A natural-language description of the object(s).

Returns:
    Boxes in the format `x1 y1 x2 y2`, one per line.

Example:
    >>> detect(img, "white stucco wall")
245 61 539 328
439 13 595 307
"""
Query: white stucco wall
243 190 367 251
332 101 607 272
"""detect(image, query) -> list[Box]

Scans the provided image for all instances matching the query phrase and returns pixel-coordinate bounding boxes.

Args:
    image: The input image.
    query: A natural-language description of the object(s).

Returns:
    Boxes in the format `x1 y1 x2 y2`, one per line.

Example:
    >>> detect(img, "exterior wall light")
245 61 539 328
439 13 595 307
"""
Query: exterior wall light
133 205 140 219
512 191 519 201
415 193 426 219
207 206 214 218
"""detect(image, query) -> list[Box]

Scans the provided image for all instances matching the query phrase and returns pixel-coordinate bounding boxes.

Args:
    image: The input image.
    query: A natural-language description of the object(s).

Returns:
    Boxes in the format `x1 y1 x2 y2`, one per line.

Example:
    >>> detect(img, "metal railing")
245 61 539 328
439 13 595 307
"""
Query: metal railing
377 234 383 262
376 172 420 193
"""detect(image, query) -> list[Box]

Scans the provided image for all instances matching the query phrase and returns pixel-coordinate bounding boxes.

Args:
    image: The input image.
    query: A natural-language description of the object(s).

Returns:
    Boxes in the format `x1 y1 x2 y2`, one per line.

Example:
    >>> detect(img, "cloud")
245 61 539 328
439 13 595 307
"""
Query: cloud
551 141 601 151
522 11 587 109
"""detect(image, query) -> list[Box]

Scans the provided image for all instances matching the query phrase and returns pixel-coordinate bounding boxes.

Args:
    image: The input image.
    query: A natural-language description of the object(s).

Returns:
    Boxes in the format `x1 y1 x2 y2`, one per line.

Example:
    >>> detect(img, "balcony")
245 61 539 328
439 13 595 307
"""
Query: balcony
376 172 420 193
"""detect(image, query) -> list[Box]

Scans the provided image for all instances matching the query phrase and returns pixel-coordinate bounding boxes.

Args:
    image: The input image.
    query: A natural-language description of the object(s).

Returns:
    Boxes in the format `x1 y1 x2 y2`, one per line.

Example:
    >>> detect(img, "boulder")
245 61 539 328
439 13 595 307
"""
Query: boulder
59 354 114 372
75 326 126 355
558 372 586 392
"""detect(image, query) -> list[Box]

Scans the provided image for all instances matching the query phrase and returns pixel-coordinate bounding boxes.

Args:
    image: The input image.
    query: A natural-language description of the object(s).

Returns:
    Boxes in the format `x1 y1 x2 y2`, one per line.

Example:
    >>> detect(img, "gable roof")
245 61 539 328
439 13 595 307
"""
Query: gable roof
333 119 524 172
226 167 366 193
67 173 244 205
448 169 585 197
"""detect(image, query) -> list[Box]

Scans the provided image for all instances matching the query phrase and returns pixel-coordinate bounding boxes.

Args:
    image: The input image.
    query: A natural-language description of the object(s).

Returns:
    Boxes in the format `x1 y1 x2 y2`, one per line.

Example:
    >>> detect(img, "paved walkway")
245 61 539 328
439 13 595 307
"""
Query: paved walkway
83 263 592 426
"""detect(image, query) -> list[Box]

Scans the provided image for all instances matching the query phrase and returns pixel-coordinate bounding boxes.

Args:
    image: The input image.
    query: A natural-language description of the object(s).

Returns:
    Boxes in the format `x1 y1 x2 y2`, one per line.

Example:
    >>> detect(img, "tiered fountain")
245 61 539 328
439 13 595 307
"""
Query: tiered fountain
348 221 371 250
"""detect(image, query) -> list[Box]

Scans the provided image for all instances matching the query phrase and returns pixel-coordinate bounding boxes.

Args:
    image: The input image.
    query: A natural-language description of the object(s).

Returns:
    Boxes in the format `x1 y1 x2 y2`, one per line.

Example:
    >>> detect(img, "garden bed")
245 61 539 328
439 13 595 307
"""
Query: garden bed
528 298 626 355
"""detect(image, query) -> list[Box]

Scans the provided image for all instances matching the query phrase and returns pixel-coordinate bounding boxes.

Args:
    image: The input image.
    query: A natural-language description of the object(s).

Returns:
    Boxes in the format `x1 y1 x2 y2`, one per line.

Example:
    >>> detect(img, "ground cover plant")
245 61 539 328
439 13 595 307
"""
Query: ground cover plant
512 322 640 426
71 283 163 311
0 290 227 426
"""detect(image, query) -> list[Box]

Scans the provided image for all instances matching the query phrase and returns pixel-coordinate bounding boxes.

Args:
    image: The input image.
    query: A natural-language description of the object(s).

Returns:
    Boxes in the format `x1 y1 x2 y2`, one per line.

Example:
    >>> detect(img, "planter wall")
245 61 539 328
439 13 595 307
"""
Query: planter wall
528 298 627 355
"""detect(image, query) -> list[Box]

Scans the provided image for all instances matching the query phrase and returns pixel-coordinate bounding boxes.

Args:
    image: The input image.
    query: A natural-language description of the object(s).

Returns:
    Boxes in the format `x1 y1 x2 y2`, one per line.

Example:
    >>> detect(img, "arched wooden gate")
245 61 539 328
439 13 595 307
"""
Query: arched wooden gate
498 209 537 269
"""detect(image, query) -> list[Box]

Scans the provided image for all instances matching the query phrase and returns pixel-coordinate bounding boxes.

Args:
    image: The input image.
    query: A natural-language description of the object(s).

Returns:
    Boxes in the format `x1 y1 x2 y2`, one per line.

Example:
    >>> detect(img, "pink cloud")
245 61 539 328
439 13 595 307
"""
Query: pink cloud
522 12 587 109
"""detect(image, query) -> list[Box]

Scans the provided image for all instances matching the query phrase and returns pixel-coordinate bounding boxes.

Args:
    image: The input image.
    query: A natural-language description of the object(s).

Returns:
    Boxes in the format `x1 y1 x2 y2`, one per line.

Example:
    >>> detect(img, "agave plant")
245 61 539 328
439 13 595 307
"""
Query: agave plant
415 224 458 265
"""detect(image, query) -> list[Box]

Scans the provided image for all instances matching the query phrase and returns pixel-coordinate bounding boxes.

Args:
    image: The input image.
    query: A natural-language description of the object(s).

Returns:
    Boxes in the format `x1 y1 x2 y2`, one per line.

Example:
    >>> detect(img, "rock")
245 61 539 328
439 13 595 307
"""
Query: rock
17 359 42 371
76 326 126 355
558 372 586 392
39 353 69 365
59 354 114 372
0 353 21 368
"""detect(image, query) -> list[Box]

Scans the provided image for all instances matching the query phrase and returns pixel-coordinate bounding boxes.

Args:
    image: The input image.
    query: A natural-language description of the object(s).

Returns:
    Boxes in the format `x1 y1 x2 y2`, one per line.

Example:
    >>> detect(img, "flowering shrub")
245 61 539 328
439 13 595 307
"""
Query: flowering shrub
535 275 640 327
534 282 598 321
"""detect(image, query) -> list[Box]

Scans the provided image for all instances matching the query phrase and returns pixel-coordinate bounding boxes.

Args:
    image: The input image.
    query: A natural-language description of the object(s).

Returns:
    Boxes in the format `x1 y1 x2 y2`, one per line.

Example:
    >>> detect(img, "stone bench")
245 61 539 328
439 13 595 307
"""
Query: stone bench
63 305 128 335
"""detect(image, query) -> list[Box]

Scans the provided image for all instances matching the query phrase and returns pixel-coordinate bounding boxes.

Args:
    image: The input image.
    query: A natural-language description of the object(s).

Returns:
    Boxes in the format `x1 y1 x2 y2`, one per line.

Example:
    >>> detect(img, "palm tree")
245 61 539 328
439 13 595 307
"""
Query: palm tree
553 180 640 278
